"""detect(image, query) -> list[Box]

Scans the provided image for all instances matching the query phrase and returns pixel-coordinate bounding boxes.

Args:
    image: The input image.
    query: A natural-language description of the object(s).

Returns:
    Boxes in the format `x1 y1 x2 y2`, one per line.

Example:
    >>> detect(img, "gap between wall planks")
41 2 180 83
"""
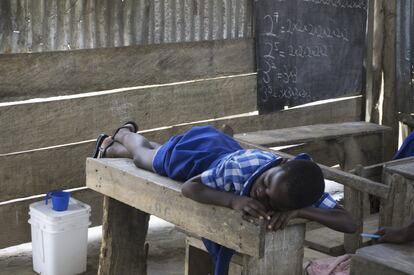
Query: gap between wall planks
0 188 103 250
0 74 257 154
0 38 255 103
0 97 362 203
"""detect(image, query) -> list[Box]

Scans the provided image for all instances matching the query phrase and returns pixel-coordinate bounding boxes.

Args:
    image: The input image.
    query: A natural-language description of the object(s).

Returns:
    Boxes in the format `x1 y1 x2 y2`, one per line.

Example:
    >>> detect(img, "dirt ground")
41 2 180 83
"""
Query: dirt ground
0 217 186 275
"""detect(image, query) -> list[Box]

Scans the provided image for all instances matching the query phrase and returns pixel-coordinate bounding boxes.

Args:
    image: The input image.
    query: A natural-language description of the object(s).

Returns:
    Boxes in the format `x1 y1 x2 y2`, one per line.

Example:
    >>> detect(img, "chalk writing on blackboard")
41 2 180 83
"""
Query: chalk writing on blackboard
255 0 367 114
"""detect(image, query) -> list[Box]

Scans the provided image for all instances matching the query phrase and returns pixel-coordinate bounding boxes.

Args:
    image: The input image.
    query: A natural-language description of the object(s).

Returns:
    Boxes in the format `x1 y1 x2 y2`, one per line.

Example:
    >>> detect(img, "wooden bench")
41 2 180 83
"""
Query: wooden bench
86 123 388 274
380 157 414 228
236 122 390 170
86 158 307 275
86 130 394 274
351 243 414 275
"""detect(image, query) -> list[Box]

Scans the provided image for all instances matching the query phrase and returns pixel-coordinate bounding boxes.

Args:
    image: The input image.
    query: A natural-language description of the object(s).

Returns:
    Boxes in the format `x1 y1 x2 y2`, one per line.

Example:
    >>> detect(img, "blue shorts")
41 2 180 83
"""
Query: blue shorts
152 126 242 181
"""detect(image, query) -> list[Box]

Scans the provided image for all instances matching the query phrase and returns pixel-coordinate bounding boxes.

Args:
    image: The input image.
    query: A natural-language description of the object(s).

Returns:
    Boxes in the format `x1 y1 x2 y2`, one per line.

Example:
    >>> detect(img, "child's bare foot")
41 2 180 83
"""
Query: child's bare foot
105 139 132 158
112 122 138 143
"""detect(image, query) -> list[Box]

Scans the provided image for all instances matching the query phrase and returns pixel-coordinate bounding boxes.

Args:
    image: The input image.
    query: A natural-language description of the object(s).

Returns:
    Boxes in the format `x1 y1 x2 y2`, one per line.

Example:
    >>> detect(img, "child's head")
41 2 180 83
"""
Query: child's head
250 160 325 210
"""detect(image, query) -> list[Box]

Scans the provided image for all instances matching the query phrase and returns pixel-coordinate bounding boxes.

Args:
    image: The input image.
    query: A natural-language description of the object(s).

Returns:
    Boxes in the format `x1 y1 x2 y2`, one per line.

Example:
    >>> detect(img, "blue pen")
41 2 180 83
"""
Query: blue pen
360 233 381 239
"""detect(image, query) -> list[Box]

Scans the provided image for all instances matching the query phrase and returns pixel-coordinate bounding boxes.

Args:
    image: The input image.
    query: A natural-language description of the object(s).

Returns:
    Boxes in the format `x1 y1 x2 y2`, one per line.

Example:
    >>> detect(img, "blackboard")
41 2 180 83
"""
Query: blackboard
255 0 368 114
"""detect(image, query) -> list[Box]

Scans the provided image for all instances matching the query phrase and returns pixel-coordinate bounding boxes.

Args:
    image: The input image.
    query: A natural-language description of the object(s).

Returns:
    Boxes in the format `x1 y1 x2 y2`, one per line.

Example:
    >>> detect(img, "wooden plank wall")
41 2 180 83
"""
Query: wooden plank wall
0 0 253 54
0 1 365 249
0 96 362 249
0 39 255 102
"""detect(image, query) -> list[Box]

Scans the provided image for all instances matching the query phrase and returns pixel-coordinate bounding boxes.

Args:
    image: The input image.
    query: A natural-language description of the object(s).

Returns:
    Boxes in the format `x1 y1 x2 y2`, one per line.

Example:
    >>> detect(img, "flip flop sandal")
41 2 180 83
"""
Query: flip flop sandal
98 138 115 159
92 134 115 159
112 121 139 140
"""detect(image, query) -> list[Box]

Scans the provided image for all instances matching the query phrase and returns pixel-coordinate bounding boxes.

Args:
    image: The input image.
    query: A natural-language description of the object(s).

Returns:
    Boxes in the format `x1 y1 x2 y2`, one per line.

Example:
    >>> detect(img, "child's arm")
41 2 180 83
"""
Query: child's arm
182 175 269 219
375 221 414 243
267 205 357 233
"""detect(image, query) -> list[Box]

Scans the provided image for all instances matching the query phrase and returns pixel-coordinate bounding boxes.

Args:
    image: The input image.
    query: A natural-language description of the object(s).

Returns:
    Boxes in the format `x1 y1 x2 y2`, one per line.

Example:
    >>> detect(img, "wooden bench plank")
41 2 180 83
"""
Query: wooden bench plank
0 188 103 249
85 158 266 258
0 74 256 154
235 122 390 147
351 244 414 275
384 157 414 180
0 97 362 202
0 39 254 103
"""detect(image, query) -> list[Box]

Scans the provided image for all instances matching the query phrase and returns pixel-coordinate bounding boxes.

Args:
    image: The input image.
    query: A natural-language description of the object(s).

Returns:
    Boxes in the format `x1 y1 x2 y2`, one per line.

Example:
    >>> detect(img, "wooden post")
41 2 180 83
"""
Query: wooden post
379 173 407 228
382 0 399 160
243 224 305 275
98 196 150 275
365 0 385 125
185 242 214 275
344 166 364 253
404 182 414 226
185 236 245 275
339 136 382 253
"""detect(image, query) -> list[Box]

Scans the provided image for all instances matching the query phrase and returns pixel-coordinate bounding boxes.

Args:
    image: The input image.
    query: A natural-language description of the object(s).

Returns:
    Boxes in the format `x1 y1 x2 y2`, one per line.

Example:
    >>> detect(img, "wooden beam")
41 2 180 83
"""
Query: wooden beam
0 74 257 154
86 158 266 258
382 0 399 160
0 188 103 249
0 97 361 201
0 38 255 103
365 0 384 124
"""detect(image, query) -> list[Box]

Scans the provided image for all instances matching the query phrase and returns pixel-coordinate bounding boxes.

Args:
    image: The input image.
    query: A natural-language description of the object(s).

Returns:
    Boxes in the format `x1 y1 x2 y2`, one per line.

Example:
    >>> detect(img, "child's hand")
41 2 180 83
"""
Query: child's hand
266 210 299 231
231 197 268 220
375 227 410 244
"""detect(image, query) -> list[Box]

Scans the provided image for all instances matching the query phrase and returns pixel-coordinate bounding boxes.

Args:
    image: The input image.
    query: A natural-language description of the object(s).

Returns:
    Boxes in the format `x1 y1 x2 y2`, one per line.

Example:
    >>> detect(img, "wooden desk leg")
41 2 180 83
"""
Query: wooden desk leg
243 224 305 275
98 196 150 275
185 244 214 275
380 173 408 228
340 136 383 253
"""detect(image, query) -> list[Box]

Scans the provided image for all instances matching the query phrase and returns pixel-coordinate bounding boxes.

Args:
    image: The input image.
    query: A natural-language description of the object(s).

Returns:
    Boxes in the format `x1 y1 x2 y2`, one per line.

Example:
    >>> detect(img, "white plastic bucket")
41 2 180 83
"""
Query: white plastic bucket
28 198 91 275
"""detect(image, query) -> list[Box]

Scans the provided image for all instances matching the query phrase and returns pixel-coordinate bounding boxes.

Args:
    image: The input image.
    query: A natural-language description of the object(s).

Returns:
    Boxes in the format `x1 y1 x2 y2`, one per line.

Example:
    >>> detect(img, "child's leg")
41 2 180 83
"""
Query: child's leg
113 125 158 172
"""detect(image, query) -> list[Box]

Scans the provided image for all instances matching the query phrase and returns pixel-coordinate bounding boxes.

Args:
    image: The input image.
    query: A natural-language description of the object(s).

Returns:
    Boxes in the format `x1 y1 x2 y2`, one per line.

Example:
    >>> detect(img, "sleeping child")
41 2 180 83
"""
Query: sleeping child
93 122 357 274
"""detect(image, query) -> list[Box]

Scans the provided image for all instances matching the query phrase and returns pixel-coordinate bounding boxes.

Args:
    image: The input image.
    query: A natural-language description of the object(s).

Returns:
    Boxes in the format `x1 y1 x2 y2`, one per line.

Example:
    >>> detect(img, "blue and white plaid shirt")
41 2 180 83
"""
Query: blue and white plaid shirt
200 149 337 209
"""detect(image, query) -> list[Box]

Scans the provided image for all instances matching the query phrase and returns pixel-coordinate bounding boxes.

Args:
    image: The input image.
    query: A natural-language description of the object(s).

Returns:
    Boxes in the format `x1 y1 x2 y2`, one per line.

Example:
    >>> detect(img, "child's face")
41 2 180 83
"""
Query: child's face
250 166 292 211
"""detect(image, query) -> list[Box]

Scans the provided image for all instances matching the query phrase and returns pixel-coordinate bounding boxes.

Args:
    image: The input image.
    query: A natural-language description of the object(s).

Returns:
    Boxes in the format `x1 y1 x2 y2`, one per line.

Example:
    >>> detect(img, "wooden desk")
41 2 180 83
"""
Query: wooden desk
351 243 414 275
86 158 307 275
380 157 414 228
